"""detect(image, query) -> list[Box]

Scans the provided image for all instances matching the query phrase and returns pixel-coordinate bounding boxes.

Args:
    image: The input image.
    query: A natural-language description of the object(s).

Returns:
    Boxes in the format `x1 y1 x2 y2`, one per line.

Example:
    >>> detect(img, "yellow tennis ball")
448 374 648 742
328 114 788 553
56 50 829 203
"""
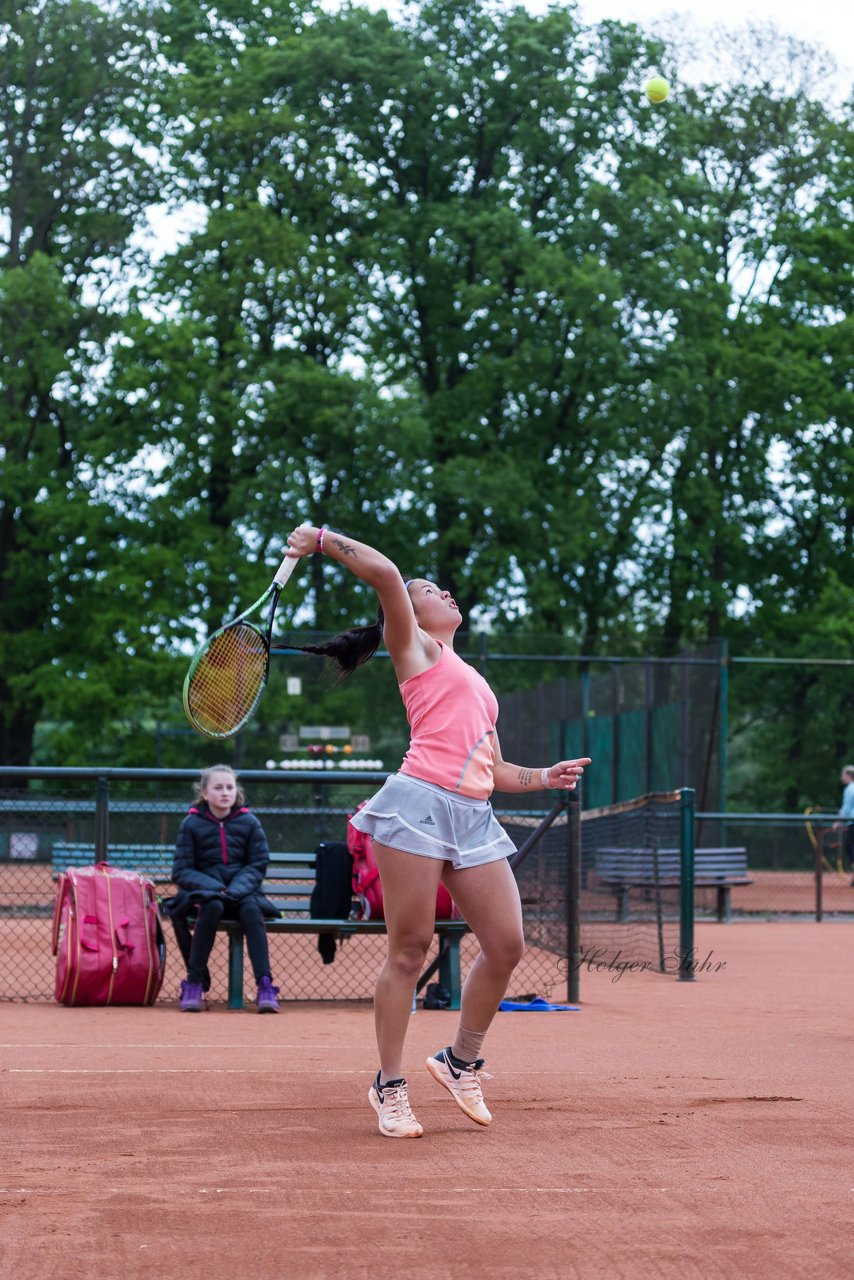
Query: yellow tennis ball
645 76 670 104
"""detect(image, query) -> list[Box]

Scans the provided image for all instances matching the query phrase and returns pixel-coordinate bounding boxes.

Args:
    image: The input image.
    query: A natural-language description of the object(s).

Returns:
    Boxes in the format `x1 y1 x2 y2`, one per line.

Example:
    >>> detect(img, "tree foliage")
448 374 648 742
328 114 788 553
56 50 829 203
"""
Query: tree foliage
0 0 166 765
1 0 851 809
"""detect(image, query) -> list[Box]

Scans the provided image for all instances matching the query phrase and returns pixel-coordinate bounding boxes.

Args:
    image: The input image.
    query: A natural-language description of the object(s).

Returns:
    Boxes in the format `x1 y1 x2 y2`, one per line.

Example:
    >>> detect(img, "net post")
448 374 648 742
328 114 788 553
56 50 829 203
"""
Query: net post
95 775 109 862
678 787 695 981
567 788 582 1004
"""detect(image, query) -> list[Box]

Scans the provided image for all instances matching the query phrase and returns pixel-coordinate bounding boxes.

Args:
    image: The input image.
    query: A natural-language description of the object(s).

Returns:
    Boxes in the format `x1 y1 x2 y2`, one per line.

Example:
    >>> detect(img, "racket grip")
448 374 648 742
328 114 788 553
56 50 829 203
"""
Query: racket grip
273 552 300 587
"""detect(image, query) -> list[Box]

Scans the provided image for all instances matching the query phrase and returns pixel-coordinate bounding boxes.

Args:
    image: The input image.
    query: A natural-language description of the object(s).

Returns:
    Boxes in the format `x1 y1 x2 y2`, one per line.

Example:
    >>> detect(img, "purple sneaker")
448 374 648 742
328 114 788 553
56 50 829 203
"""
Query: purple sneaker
179 980 203 1012
256 976 280 1014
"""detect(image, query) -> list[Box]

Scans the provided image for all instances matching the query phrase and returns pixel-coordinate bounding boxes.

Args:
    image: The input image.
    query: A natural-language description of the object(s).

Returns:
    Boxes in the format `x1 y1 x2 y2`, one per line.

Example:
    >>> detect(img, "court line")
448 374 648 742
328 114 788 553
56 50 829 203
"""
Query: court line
0 1043 352 1050
5 1068 372 1075
196 1186 682 1195
0 1185 681 1195
4 1066 585 1075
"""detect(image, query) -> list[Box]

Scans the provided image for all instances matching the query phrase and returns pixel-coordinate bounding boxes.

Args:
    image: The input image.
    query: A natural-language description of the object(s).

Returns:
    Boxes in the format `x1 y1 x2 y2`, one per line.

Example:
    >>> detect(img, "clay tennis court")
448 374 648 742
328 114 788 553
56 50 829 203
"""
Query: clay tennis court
1 919 850 1279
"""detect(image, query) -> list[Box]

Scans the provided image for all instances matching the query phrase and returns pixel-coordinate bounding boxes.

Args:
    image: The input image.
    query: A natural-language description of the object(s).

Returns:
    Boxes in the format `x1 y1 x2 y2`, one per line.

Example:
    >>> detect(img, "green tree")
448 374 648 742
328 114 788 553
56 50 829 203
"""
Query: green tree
5 0 850 807
625 30 852 656
104 0 432 636
0 0 165 768
244 0 680 643
725 83 854 811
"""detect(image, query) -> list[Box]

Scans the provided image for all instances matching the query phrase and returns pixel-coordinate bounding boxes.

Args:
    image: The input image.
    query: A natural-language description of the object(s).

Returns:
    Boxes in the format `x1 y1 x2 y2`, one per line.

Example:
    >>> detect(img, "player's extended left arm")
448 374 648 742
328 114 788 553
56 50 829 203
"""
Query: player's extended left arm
492 735 591 794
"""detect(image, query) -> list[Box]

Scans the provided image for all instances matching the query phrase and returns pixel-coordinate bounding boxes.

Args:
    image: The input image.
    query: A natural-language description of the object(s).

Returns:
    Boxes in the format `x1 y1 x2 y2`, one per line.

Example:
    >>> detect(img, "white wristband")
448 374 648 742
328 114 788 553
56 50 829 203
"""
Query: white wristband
540 767 551 789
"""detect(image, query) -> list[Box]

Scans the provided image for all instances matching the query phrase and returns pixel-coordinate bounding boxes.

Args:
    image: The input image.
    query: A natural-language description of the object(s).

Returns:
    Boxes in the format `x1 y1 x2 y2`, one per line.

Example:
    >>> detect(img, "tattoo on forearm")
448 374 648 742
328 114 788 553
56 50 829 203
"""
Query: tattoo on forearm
517 768 534 788
330 537 357 558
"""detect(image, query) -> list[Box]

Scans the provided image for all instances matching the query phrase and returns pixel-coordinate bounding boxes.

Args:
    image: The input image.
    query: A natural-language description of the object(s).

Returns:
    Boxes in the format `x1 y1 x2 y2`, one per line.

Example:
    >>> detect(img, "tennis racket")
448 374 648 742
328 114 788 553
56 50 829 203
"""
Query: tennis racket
804 807 845 876
182 552 300 739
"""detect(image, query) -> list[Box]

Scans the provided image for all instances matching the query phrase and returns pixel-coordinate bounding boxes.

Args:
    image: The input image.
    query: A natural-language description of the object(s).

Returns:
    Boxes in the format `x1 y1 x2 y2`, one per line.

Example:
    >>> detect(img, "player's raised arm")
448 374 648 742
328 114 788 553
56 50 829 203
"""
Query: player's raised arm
285 524 429 680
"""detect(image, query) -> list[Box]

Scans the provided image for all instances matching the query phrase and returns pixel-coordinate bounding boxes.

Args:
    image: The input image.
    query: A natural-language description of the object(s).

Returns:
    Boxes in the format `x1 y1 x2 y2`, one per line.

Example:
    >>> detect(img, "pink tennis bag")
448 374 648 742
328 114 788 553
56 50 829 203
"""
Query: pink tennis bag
346 807 458 922
51 863 166 1006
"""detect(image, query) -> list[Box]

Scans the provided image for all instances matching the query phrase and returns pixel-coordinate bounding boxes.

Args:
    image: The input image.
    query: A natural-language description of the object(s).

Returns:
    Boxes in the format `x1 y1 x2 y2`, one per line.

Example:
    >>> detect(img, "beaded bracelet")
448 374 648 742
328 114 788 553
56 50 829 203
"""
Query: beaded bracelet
540 767 551 789
316 527 326 554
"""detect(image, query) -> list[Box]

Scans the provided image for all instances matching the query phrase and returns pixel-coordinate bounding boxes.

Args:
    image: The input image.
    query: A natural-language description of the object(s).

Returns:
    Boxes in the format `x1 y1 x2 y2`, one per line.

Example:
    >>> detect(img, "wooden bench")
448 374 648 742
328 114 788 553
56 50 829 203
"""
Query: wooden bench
49 843 466 1009
594 847 752 923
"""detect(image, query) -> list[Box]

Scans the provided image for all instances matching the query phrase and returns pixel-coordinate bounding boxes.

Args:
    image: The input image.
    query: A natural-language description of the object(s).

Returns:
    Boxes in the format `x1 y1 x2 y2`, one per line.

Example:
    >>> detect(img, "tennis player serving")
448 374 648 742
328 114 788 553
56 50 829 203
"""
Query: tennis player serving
285 524 590 1139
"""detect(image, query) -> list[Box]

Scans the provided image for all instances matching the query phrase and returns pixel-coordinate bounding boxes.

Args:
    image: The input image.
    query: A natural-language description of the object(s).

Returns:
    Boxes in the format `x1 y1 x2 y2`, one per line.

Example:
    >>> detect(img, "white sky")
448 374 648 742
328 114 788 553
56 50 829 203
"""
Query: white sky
355 0 853 94
578 0 852 100
578 0 851 63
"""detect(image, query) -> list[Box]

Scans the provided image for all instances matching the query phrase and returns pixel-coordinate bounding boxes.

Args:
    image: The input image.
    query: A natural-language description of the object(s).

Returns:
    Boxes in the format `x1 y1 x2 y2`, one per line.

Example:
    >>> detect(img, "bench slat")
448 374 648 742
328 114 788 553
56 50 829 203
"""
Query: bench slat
595 846 748 882
592 845 752 926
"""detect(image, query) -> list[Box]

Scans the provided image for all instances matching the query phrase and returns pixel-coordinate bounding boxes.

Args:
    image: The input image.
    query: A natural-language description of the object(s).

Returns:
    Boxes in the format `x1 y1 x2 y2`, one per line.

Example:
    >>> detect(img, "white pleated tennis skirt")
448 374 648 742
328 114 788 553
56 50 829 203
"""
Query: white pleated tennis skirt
349 773 516 870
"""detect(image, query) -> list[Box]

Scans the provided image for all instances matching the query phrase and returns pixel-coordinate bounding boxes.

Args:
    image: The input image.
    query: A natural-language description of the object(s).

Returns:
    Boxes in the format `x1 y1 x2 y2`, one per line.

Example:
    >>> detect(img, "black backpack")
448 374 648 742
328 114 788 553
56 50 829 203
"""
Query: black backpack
309 841 354 964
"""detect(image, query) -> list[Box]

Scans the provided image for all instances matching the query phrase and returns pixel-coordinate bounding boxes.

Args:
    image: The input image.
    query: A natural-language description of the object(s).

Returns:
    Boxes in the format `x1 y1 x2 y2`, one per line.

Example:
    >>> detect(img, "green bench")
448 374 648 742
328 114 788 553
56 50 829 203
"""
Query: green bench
594 847 752 923
50 843 466 1008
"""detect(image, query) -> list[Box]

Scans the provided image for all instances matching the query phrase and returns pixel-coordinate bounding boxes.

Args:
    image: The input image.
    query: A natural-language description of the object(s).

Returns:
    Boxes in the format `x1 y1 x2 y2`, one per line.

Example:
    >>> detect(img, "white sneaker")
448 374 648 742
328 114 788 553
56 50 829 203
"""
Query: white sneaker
425 1048 493 1126
368 1073 424 1139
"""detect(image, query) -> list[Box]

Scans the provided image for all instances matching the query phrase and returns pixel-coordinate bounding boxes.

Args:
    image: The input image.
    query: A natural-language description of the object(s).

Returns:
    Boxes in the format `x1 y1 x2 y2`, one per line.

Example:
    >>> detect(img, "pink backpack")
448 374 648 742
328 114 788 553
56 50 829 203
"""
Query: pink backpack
346 807 458 921
52 862 166 1006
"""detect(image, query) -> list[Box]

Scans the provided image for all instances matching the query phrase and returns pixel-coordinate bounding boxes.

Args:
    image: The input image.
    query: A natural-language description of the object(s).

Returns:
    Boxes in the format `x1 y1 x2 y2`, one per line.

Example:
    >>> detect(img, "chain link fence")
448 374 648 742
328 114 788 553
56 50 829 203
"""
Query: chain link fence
5 767 842 1010
693 810 852 921
0 769 573 1006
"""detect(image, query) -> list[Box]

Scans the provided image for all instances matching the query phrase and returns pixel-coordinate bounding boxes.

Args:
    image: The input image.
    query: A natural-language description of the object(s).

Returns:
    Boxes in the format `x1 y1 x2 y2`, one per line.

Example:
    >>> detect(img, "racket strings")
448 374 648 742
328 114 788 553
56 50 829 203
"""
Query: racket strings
185 624 268 736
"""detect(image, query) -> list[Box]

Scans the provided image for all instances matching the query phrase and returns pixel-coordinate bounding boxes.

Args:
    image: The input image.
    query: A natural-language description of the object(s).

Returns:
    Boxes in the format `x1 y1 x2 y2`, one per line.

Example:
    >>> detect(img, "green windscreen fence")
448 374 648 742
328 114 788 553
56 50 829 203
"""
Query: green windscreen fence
494 646 723 814
585 715 614 808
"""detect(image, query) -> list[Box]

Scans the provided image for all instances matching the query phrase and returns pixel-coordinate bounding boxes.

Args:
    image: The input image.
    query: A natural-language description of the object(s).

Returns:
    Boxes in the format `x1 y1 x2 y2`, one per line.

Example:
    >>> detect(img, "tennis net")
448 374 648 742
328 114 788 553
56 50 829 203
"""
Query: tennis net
581 790 686 975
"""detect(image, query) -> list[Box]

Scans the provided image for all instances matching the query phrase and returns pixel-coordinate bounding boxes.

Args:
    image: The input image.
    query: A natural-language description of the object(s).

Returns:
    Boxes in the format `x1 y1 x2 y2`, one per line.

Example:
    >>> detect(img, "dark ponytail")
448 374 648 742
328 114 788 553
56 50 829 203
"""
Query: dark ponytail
296 606 385 678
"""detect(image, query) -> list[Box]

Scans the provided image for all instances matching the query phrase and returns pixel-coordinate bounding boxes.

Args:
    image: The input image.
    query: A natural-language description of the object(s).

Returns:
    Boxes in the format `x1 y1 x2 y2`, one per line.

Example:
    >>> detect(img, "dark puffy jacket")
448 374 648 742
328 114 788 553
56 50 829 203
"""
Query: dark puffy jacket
171 803 274 912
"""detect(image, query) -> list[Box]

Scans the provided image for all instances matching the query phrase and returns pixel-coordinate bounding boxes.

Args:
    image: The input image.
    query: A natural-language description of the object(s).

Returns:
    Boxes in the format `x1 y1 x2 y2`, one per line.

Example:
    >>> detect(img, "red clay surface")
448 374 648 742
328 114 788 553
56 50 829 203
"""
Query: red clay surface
1 921 851 1280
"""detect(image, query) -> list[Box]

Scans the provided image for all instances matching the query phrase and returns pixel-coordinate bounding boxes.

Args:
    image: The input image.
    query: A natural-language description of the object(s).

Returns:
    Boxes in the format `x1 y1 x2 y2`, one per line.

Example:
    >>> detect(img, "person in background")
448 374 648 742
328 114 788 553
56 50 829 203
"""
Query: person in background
285 523 590 1139
837 763 854 882
171 765 280 1013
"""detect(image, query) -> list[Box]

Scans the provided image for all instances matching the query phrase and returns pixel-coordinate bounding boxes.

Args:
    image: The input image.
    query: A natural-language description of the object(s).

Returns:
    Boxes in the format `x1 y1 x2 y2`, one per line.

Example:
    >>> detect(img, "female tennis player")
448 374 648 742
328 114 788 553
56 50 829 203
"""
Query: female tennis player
285 525 590 1138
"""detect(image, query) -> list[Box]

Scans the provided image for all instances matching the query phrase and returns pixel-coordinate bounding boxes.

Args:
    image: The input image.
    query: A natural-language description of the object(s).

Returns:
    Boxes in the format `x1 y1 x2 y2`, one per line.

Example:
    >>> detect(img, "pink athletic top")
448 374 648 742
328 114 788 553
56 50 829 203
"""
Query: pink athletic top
398 642 499 799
